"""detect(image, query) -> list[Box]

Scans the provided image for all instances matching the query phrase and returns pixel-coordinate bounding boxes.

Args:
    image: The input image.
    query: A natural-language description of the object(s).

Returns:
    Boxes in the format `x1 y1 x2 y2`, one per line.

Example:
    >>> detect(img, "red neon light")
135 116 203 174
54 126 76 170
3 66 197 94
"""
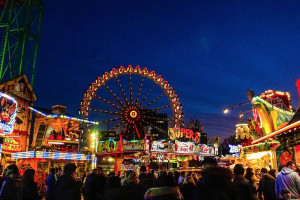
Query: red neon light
296 79 300 106
134 124 140 138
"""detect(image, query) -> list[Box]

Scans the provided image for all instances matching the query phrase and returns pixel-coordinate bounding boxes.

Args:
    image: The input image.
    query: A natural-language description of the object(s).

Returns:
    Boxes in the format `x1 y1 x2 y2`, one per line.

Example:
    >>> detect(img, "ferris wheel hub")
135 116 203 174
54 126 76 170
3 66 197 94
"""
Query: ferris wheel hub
125 107 140 123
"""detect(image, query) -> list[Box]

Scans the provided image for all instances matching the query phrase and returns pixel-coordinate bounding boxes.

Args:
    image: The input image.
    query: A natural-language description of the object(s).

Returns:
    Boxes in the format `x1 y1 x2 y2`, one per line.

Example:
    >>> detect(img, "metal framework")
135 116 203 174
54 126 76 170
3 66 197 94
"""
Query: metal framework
80 65 183 139
0 0 43 87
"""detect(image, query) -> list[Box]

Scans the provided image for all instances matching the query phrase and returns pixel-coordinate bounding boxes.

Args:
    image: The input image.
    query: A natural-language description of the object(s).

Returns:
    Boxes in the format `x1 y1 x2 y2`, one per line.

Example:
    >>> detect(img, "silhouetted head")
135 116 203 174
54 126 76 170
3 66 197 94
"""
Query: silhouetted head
234 164 244 175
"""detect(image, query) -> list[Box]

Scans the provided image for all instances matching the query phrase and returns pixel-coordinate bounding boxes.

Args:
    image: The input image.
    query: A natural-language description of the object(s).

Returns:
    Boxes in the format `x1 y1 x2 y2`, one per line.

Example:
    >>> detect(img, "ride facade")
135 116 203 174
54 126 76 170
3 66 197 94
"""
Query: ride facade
235 82 300 170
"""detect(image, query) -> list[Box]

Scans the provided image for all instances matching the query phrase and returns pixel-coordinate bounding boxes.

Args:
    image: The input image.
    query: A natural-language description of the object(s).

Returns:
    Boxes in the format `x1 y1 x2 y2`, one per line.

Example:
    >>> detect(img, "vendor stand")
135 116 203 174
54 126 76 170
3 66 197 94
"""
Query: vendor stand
236 90 295 170
0 75 36 167
94 128 215 174
11 105 97 194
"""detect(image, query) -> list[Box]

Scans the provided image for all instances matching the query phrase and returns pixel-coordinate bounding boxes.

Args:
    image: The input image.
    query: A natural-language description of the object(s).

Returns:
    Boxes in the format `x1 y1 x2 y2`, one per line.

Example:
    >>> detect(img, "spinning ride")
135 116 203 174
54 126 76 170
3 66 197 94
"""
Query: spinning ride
80 65 183 139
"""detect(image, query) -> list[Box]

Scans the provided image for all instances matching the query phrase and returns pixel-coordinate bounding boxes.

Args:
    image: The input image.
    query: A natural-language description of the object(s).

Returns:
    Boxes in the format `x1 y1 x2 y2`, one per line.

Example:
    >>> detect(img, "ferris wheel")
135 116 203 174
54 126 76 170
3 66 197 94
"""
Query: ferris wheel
79 65 183 139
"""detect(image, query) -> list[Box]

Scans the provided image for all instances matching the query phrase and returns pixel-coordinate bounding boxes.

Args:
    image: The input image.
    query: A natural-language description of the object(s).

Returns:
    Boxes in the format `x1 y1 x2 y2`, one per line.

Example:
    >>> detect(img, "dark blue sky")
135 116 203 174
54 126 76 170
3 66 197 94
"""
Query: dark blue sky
34 0 300 139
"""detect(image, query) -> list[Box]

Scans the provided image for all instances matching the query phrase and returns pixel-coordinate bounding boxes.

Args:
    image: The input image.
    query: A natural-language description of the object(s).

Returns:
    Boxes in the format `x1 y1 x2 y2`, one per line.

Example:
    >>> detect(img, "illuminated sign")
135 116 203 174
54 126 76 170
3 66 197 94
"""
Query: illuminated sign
196 144 214 155
260 90 292 111
174 141 194 153
2 137 22 152
151 141 168 152
229 144 242 154
98 140 120 153
169 128 200 144
123 140 144 151
0 92 17 135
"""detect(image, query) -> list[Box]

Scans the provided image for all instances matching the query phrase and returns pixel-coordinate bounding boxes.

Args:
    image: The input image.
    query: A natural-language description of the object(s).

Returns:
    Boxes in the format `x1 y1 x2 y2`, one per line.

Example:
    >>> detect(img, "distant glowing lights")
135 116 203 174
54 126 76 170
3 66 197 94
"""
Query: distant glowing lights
28 106 99 124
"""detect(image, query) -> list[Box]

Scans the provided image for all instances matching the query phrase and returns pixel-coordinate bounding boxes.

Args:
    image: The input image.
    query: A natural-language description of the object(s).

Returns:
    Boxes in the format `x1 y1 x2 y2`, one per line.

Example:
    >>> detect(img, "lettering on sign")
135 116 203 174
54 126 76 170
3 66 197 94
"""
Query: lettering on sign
229 144 242 154
3 137 22 152
169 128 200 144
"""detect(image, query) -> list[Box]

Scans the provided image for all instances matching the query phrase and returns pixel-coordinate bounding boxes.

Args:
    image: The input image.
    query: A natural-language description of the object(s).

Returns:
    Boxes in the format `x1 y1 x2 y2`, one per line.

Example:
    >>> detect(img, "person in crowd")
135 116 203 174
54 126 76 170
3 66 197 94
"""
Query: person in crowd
84 168 99 200
46 168 56 200
102 175 125 200
82 170 90 193
232 164 257 200
155 171 167 187
55 167 62 181
262 169 277 200
178 171 185 185
137 166 154 200
18 169 41 200
174 171 180 184
97 167 107 199
275 161 300 199
54 163 81 200
244 167 257 194
0 165 4 188
0 164 21 200
180 176 195 200
121 170 140 200
245 168 255 184
280 188 292 200
108 172 115 177
193 165 237 200
145 174 183 200
257 168 268 200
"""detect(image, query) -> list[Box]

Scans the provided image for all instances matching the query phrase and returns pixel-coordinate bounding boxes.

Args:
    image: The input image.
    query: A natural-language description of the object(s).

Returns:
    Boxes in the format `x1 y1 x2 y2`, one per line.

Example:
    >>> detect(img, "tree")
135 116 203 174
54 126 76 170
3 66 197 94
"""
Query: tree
186 118 203 132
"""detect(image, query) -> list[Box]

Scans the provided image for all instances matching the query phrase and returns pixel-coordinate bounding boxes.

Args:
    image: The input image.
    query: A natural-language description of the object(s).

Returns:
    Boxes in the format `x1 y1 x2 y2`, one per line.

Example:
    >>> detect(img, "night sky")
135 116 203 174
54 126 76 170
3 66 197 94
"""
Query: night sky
34 1 300 139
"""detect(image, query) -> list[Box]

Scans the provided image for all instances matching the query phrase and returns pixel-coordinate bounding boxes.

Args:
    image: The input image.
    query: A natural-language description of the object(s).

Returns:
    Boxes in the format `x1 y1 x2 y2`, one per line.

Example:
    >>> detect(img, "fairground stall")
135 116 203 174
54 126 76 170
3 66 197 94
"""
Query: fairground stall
11 105 97 193
236 90 295 170
92 128 214 174
0 75 36 167
251 80 300 165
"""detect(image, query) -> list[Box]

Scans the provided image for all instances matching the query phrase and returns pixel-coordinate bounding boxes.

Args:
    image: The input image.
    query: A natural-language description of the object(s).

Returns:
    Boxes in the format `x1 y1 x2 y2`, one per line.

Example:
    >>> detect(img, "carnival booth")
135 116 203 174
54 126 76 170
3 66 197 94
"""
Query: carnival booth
11 105 97 193
94 128 215 174
236 90 295 170
0 75 36 167
251 81 300 165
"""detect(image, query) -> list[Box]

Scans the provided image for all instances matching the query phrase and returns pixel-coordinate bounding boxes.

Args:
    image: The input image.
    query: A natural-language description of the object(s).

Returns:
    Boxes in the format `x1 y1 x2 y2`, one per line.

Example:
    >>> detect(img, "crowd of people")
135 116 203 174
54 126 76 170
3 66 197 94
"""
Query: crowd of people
0 158 299 200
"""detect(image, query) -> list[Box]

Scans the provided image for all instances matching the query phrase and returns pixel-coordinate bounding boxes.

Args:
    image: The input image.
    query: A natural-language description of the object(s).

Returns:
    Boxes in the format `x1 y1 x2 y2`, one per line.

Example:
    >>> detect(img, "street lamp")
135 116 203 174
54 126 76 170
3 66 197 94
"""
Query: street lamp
238 110 253 121
223 101 251 114
223 108 229 114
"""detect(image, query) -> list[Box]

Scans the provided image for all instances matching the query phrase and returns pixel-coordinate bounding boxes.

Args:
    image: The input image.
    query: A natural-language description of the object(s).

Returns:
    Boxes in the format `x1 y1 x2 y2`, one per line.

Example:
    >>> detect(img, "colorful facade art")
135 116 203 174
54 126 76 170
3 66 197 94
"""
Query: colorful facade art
0 92 17 135
2 137 22 152
0 75 36 166
30 105 95 149
151 140 171 152
123 140 145 151
250 95 294 138
235 89 297 170
98 140 121 153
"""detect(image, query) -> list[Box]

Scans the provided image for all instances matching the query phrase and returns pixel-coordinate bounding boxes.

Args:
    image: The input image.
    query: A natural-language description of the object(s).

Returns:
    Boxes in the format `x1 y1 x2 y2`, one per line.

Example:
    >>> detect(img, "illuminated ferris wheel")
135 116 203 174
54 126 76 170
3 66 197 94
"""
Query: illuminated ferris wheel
79 65 183 139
